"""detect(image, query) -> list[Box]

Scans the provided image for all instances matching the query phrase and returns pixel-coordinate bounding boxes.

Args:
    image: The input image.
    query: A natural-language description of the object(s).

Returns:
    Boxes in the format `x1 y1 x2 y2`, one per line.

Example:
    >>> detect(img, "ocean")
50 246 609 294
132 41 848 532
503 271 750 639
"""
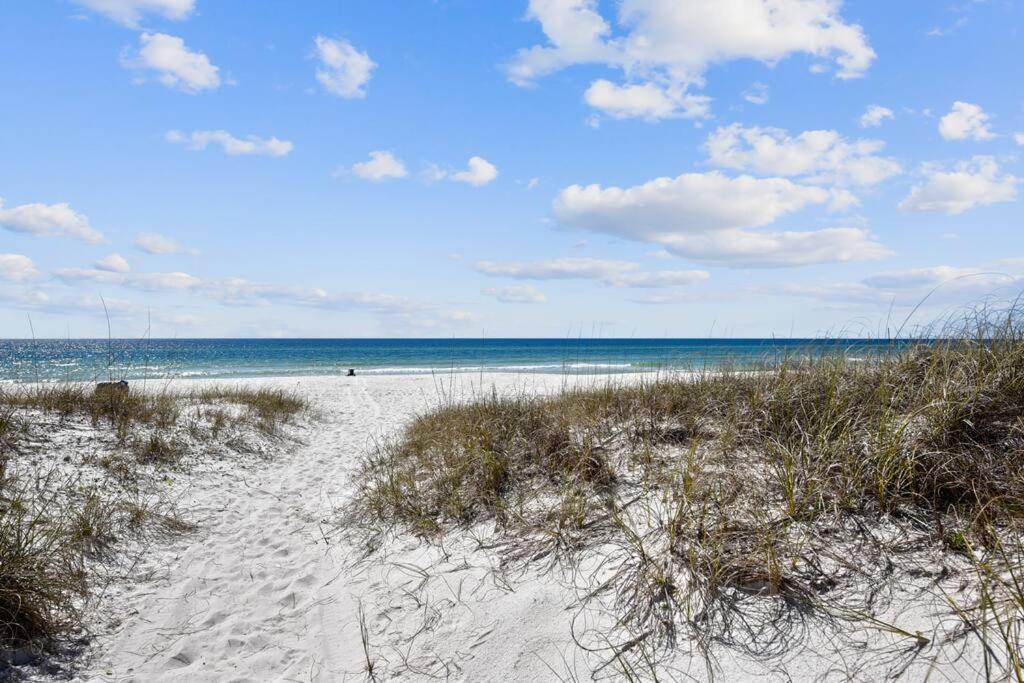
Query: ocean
0 338 920 382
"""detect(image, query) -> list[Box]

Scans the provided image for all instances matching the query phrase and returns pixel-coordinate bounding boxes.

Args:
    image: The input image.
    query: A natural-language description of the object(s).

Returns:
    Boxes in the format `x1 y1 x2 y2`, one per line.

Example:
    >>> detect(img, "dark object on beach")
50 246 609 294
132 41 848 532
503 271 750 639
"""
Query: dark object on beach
94 380 128 396
347 369 356 377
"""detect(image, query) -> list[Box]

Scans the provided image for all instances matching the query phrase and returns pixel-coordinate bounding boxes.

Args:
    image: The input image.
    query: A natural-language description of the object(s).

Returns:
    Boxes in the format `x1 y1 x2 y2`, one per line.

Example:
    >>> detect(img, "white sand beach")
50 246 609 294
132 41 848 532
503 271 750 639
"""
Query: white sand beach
66 373 626 682
43 372 991 682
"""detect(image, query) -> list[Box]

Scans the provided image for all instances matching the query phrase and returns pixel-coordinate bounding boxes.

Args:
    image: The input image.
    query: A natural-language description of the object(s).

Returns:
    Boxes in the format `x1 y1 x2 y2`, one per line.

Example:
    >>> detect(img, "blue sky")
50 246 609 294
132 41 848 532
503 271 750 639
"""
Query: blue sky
0 0 1022 338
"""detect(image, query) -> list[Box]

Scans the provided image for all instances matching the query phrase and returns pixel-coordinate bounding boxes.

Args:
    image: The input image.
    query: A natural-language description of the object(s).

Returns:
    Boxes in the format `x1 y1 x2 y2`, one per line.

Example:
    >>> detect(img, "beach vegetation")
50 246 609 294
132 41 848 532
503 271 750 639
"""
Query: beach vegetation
349 305 1024 679
0 383 306 662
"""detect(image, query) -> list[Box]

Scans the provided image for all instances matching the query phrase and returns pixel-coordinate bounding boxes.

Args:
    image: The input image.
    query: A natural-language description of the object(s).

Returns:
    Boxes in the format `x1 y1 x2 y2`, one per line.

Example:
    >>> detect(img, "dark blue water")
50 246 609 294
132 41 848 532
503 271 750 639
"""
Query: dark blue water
0 338 920 382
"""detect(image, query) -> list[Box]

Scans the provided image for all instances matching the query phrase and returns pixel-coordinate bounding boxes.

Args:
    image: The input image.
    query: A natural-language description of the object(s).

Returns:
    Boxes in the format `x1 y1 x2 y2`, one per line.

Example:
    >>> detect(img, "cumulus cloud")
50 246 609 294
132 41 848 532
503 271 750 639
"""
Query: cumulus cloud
95 253 130 273
125 32 220 93
475 257 709 287
859 104 893 128
451 156 499 186
507 0 875 120
553 171 890 267
705 124 902 186
938 101 995 141
72 0 194 27
134 232 197 255
348 151 408 181
165 130 293 157
898 156 1018 215
314 36 375 98
483 285 547 303
0 254 39 282
0 199 103 243
584 80 710 120
1014 132 1024 146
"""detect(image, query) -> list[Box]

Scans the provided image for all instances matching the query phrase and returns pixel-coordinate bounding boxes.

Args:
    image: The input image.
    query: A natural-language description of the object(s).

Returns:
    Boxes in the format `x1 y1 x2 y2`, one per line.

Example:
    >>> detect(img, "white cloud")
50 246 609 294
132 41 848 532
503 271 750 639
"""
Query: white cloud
348 151 408 181
553 171 890 267
938 101 994 141
95 253 130 273
483 285 548 303
0 199 103 243
898 156 1018 215
1014 132 1024 146
314 36 376 98
743 82 769 106
772 265 1021 308
126 33 220 93
475 257 709 287
451 156 499 186
556 171 827 237
134 232 197 255
55 268 202 292
507 0 875 120
165 130 293 157
72 0 194 27
420 157 498 186
859 104 893 128
861 266 1007 290
584 80 710 120
0 254 39 282
705 124 902 186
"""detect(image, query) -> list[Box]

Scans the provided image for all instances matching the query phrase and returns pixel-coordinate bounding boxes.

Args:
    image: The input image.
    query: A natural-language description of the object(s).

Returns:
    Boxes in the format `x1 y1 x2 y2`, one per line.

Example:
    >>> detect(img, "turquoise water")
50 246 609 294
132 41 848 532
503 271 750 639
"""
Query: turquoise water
0 338 919 382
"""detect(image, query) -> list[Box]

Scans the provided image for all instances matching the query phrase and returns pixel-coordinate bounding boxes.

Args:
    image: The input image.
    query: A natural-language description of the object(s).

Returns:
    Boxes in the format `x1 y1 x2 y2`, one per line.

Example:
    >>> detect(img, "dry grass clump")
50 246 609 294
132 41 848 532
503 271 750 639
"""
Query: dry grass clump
350 308 1024 678
0 382 307 662
0 463 87 649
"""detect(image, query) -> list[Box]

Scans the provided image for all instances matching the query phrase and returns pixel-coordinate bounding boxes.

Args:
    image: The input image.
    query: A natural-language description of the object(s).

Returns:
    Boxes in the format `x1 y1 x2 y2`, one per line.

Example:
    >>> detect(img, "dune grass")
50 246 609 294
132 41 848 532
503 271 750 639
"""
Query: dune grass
0 382 307 659
350 308 1024 678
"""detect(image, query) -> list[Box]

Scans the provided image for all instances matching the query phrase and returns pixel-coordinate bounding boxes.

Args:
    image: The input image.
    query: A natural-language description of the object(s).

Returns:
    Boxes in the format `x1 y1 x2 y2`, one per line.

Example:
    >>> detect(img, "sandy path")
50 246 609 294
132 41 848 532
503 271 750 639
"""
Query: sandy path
76 373 603 682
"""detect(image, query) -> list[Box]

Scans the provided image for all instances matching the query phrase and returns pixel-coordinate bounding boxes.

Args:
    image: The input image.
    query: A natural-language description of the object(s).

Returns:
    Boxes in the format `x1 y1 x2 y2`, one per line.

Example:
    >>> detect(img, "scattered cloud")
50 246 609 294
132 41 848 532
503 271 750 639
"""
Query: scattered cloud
938 101 994 141
0 199 103 243
95 253 130 273
55 267 202 292
507 0 874 120
553 171 889 267
705 124 902 186
347 150 408 181
583 79 710 121
451 156 499 186
861 266 1007 290
71 0 195 28
743 82 769 106
314 36 375 98
0 254 39 282
483 285 547 303
124 32 220 93
165 130 293 157
50 260 472 330
1015 132 1024 146
771 265 1022 308
134 232 197 255
475 257 709 287
898 156 1018 215
859 104 894 128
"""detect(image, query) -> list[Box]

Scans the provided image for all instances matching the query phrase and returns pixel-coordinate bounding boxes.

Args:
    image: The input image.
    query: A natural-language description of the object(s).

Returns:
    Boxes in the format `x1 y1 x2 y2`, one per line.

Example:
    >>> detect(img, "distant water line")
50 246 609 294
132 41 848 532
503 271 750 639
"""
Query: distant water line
0 338 922 382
